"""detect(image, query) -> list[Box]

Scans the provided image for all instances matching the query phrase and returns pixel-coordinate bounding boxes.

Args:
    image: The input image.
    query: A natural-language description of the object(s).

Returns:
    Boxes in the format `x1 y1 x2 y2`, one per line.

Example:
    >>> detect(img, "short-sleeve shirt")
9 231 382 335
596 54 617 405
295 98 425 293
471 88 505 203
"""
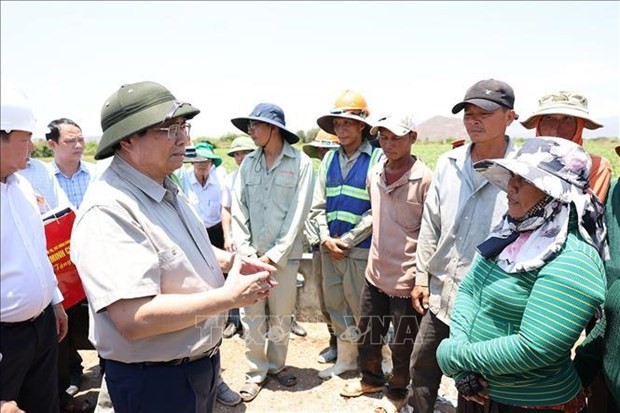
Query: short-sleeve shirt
71 156 225 363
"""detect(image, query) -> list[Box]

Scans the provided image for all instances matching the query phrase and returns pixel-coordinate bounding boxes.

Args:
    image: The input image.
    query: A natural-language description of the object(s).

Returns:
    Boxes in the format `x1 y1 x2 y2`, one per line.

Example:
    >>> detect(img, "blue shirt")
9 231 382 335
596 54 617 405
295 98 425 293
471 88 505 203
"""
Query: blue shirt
50 160 95 208
18 158 70 214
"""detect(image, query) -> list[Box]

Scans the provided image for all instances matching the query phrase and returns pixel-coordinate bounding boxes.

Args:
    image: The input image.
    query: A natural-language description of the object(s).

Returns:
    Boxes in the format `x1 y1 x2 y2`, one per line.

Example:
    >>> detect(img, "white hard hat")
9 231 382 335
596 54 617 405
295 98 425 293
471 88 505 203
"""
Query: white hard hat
1 83 36 133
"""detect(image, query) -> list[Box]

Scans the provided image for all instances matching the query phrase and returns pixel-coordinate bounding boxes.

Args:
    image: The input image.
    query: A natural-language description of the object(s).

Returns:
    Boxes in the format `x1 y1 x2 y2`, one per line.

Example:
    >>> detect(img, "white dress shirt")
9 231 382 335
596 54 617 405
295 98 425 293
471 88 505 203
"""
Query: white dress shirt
177 165 226 228
1 173 63 322
221 169 239 209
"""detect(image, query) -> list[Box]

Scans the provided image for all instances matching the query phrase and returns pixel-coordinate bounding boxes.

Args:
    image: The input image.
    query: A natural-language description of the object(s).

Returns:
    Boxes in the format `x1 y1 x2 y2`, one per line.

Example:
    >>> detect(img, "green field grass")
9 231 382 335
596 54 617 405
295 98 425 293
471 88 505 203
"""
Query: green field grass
43 138 619 178
215 138 619 177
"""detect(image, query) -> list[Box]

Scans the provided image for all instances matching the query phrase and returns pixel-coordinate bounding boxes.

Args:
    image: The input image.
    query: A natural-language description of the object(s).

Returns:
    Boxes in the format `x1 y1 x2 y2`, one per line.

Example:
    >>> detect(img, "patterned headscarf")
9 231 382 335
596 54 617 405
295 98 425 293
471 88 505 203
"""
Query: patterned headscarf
474 137 608 273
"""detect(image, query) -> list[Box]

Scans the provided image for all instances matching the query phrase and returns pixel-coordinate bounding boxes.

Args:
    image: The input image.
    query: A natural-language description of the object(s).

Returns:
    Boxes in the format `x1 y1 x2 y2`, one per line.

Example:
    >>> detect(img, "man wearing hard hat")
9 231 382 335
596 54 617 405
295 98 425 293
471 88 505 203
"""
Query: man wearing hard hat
312 90 383 379
1 83 69 413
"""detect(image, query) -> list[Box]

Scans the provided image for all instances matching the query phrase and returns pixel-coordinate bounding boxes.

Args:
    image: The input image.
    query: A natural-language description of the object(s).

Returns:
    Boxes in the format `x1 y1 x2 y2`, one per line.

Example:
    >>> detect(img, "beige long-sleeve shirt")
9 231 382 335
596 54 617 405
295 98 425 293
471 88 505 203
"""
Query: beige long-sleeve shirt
366 157 433 297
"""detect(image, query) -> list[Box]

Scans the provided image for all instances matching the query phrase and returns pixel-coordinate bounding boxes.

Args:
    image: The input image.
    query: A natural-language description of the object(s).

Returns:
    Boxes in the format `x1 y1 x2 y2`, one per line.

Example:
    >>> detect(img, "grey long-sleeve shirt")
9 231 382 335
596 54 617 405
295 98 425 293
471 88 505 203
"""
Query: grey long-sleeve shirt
232 141 314 266
415 137 517 325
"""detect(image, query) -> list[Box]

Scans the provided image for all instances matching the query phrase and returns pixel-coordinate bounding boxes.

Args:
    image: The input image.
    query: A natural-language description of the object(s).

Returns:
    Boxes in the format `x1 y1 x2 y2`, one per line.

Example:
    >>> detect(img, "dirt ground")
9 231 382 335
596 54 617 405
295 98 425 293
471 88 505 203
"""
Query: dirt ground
76 322 457 413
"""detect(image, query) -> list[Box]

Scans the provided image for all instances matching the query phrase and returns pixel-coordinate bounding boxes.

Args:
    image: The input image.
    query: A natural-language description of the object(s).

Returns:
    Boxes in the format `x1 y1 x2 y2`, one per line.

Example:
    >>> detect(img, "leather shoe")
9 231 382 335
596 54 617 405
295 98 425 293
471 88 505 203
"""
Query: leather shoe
290 320 307 337
216 381 241 406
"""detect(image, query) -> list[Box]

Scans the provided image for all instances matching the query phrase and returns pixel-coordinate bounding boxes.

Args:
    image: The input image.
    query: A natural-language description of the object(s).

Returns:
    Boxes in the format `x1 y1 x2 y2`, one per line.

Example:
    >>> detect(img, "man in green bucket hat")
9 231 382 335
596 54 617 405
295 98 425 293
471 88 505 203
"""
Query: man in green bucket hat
177 142 226 247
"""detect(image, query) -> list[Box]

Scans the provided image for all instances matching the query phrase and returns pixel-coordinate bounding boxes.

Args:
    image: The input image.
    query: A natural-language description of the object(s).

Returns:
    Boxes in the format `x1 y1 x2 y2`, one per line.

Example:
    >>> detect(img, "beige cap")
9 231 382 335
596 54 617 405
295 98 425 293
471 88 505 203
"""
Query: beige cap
520 91 603 130
370 114 416 137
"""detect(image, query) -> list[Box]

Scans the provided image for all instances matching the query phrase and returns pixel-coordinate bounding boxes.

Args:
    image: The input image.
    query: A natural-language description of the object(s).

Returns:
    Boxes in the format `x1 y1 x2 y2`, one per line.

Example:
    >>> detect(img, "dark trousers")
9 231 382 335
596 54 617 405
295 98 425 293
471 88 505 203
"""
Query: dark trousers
408 310 450 413
58 300 91 400
206 222 224 250
210 222 240 329
105 351 220 413
0 304 60 413
227 307 241 328
358 280 421 401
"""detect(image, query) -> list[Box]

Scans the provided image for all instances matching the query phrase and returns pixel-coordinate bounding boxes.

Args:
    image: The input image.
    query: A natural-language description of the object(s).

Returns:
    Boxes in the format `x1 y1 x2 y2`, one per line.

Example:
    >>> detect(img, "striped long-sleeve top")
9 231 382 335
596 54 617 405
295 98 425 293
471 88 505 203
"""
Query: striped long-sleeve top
436 221 606 407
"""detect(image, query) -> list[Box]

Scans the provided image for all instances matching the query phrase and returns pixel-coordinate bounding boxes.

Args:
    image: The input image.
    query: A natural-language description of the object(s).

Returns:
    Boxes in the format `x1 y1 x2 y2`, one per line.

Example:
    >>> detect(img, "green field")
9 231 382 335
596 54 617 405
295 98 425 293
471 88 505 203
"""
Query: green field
214 138 620 178
41 138 619 178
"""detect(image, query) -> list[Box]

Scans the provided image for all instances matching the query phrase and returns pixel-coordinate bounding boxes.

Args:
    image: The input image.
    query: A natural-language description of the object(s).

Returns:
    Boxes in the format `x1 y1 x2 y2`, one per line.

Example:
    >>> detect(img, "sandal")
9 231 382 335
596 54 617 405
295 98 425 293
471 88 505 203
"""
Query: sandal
267 368 297 387
239 381 264 403
340 380 384 398
373 396 406 413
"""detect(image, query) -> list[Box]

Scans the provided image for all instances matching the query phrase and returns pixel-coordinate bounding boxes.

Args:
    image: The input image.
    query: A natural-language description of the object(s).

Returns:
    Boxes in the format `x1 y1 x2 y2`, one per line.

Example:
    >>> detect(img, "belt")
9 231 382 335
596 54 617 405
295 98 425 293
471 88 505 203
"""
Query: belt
139 340 221 367
0 304 50 327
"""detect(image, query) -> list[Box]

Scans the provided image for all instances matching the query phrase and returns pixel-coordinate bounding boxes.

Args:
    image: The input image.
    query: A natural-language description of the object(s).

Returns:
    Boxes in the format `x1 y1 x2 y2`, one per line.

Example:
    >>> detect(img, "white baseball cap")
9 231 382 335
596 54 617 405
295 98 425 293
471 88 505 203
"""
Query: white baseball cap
370 114 416 137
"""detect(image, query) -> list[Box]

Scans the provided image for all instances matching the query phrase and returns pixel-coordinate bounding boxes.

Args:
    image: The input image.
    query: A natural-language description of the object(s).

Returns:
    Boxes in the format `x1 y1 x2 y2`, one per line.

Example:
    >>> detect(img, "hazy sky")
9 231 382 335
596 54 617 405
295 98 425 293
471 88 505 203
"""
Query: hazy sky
2 1 618 139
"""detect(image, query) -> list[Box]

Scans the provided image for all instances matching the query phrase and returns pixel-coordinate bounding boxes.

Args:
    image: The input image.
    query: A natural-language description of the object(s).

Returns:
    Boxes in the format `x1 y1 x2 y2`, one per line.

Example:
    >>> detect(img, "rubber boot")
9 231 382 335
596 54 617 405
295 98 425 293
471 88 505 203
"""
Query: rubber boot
318 339 358 379
317 331 338 363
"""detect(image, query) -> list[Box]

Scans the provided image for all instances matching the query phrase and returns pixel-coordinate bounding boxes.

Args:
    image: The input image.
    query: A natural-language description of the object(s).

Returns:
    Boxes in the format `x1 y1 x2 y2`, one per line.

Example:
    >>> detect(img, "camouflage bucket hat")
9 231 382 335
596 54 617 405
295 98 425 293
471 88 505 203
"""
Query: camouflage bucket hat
473 137 591 203
96 81 200 160
520 91 603 130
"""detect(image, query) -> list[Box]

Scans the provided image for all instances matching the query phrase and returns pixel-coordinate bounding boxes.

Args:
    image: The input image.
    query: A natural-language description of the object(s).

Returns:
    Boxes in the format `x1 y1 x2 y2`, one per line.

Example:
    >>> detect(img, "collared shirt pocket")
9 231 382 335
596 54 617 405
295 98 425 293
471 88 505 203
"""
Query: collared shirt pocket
273 171 296 202
158 246 207 294
391 200 424 231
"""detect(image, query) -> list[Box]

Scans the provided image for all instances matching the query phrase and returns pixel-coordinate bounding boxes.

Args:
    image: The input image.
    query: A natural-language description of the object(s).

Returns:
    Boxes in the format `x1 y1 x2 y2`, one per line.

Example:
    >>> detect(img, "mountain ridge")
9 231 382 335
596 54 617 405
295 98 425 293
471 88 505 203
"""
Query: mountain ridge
416 115 619 141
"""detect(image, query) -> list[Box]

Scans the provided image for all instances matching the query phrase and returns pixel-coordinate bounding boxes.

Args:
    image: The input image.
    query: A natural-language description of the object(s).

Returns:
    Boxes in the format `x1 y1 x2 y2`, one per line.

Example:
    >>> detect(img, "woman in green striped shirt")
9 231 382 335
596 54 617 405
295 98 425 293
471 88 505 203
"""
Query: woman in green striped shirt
437 137 609 412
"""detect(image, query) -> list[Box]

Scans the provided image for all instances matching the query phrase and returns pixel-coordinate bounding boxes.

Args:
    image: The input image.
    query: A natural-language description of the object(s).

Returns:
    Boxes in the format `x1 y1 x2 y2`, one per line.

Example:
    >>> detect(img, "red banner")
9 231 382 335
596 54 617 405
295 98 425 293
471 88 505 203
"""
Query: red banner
43 208 85 310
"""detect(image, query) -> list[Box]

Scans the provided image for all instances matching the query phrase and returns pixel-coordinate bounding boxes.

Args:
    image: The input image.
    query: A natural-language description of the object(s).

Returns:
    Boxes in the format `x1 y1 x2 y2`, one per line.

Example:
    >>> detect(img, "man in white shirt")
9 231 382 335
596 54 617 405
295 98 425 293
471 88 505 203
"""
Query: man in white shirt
177 142 227 248
0 84 68 413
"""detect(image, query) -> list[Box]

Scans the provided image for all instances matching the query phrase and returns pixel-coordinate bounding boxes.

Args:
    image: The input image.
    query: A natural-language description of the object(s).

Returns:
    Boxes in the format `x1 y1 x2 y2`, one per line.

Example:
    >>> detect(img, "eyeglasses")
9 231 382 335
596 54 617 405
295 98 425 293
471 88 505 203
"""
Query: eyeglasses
154 123 191 140
247 120 266 132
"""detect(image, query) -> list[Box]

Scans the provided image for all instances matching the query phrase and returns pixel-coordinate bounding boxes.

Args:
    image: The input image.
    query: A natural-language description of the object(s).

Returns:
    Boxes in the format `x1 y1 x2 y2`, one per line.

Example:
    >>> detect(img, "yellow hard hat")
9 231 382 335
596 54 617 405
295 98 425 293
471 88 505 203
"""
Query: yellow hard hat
333 89 369 117
316 89 375 137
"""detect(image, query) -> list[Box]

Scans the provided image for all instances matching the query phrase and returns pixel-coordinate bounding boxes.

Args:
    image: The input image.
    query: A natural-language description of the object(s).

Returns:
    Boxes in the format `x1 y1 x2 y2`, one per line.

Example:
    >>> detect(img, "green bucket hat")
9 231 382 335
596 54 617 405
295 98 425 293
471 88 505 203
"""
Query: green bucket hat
184 142 222 167
227 135 257 157
96 81 200 160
